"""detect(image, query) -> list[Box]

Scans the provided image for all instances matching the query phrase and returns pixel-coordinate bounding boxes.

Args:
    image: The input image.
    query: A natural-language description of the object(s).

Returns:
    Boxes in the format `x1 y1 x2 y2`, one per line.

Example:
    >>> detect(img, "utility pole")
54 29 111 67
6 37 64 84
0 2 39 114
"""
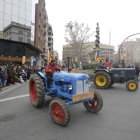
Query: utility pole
109 31 111 62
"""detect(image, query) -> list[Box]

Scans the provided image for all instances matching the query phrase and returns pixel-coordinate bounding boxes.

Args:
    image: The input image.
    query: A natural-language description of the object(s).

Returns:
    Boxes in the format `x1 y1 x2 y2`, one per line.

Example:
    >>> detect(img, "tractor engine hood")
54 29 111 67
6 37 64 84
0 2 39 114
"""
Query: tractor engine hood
53 71 89 83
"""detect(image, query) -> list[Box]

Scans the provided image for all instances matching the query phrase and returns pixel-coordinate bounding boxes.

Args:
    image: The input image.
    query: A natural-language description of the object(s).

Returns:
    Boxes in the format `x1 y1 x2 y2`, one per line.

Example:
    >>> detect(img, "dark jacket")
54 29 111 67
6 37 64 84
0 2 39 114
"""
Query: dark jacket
135 66 139 75
0 71 4 82
97 63 107 69
12 70 18 79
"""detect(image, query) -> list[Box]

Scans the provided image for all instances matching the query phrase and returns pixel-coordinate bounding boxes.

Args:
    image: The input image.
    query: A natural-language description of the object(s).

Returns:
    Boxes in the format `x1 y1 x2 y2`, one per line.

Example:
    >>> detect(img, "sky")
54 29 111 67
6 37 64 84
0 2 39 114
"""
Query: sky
32 0 140 60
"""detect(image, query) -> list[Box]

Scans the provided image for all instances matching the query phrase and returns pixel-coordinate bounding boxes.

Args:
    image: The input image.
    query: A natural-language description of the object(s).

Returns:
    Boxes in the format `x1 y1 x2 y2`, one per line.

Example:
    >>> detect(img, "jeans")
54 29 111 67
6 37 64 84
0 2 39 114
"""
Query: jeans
4 80 7 86
46 75 52 88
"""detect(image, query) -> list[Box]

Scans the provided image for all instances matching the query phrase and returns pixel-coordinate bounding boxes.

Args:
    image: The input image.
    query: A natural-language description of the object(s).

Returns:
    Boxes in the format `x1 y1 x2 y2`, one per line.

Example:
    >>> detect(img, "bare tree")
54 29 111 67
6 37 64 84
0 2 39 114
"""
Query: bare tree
65 21 93 65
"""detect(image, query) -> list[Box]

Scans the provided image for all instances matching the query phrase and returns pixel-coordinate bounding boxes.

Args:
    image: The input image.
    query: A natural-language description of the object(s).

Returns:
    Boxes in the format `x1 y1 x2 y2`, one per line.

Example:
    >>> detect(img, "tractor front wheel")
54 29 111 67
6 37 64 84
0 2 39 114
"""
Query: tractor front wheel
83 91 103 113
29 74 45 107
49 99 70 126
126 80 138 91
93 71 111 89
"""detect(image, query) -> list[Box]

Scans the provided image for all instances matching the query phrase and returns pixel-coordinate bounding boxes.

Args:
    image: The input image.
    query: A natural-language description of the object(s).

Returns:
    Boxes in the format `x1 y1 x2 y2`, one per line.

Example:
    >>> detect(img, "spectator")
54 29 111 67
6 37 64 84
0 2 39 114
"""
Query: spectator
4 72 8 87
12 67 18 85
135 65 139 81
104 57 111 68
7 67 11 86
0 68 4 88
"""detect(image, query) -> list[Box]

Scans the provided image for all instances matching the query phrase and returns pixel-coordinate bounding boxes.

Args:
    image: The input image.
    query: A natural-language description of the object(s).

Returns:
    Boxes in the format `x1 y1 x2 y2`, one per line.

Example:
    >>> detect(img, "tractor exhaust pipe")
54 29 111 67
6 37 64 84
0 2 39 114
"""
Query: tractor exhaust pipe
67 56 70 73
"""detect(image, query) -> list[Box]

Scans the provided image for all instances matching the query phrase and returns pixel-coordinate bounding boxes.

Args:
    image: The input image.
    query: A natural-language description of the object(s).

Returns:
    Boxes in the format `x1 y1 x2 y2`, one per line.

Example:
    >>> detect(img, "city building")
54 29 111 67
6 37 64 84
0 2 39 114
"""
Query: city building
63 42 115 64
48 23 54 57
34 0 48 54
0 38 41 67
113 51 119 64
0 0 32 36
3 22 31 43
0 31 3 38
118 38 140 65
34 0 54 67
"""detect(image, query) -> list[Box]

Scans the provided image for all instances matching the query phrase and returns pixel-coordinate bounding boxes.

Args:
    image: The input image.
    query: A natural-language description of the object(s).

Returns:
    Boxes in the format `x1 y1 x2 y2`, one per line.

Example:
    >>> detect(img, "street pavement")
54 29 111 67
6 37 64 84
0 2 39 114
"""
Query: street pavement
0 79 140 140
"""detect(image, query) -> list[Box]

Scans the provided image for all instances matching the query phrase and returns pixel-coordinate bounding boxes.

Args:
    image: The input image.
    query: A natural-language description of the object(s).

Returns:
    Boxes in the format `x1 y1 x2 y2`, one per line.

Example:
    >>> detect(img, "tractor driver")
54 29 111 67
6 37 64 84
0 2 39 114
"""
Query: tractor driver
45 58 60 89
97 60 108 69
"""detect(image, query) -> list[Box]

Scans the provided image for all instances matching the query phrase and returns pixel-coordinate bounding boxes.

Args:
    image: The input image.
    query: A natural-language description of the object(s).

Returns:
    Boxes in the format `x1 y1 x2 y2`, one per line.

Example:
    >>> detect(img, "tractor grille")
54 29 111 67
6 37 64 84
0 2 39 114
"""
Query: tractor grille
76 79 89 94
84 79 89 93
76 80 83 94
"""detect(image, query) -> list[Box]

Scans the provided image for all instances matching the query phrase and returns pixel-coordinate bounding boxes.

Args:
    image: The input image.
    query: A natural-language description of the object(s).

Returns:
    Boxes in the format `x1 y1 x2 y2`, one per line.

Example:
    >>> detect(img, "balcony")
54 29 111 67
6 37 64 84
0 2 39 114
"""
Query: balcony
43 31 46 36
44 23 47 28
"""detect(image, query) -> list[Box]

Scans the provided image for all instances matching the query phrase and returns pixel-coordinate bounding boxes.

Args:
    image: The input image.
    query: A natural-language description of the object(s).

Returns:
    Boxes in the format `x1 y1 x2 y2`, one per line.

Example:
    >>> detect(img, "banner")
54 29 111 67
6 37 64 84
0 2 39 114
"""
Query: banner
48 50 51 65
22 56 26 64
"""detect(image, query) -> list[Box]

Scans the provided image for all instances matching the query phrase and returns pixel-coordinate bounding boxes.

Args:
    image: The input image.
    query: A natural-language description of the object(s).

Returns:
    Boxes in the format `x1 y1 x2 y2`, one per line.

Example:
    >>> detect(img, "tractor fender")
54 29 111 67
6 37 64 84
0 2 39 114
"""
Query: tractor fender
36 72 47 92
94 69 110 74
36 72 46 80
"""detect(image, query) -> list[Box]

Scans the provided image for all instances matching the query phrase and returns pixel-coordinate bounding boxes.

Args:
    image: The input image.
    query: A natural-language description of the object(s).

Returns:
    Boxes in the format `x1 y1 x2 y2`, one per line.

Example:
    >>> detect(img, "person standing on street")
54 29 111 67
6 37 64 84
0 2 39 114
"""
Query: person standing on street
135 65 139 81
104 57 111 68
12 67 18 85
4 72 8 87
45 59 60 89
0 68 4 90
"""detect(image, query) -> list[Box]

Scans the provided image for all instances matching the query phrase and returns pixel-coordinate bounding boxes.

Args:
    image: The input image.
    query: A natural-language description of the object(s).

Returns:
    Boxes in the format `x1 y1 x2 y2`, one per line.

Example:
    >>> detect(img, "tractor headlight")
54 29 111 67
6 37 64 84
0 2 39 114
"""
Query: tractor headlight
68 85 72 90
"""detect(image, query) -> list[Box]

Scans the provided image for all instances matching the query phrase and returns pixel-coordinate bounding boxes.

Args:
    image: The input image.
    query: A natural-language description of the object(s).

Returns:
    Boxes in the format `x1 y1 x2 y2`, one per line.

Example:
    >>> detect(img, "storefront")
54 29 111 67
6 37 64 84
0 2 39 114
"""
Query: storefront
0 56 31 67
0 39 42 67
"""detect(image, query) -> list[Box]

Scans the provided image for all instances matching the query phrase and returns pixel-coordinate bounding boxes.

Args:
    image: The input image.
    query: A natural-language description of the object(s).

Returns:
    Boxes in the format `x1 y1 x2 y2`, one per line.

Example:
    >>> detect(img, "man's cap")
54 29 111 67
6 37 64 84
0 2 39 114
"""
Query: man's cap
106 57 109 60
99 60 102 62
51 58 55 62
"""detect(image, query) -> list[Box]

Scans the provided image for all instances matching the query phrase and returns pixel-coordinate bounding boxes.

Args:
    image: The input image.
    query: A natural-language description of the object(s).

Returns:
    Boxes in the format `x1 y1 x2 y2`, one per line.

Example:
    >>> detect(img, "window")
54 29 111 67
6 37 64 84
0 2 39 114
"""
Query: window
19 30 23 34
19 37 23 42
27 32 30 36
27 39 30 43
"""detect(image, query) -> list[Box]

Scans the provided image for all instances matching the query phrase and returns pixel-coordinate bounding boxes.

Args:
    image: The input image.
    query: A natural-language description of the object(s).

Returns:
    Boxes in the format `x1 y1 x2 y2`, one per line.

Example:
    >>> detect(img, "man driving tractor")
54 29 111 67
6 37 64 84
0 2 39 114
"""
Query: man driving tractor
45 58 60 89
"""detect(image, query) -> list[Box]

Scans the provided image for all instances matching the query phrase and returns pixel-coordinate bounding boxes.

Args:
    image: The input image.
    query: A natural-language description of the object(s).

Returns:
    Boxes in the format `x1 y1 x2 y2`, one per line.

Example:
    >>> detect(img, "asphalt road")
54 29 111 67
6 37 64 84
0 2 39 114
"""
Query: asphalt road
0 80 140 140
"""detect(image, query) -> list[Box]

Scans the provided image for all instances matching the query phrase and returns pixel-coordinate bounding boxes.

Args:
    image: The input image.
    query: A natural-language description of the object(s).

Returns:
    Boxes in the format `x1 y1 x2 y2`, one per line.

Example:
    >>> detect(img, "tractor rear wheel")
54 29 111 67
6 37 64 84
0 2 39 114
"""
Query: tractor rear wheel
29 74 45 107
93 71 111 89
83 91 103 113
49 99 70 126
126 80 138 91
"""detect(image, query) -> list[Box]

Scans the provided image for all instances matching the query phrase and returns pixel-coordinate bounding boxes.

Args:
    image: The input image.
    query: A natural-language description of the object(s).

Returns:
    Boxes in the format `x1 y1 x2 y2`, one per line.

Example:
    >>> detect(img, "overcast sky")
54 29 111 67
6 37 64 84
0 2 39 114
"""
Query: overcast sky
32 0 140 60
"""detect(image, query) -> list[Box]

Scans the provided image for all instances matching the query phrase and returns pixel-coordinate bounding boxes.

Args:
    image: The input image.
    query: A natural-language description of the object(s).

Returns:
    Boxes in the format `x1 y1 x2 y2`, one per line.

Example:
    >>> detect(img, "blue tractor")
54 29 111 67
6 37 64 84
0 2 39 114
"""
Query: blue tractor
29 71 103 126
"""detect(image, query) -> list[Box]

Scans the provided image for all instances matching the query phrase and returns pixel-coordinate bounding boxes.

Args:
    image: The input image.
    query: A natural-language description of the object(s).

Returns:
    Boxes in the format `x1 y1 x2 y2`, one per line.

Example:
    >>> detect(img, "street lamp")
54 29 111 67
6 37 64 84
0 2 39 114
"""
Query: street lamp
67 56 70 73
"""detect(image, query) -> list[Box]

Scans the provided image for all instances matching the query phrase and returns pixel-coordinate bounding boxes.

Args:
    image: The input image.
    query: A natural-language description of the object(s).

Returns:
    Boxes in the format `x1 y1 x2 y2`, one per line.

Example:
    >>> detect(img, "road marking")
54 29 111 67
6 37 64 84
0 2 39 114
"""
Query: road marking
0 94 29 103
0 82 28 95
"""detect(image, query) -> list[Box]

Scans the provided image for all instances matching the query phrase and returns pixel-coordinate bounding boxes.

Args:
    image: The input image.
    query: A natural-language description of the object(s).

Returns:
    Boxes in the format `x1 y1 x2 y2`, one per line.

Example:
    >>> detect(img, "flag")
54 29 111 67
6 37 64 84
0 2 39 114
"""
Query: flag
95 50 102 62
22 56 26 64
48 50 51 65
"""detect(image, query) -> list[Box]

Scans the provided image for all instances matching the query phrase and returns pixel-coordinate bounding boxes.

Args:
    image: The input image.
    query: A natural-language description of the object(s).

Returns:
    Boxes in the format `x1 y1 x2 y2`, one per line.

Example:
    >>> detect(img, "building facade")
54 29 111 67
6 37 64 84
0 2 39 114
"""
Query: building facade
118 38 140 65
3 22 31 43
63 42 115 64
0 0 32 35
34 0 48 53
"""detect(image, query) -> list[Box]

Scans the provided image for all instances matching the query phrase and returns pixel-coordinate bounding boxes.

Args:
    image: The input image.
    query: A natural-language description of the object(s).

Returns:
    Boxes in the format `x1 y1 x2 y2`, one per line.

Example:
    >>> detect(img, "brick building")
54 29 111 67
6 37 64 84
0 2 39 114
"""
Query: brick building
34 0 54 66
118 38 140 65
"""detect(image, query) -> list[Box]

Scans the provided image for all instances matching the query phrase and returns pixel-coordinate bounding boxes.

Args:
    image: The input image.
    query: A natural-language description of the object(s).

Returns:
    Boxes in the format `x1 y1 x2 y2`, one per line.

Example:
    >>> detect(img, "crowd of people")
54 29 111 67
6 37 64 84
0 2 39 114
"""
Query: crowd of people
0 65 40 91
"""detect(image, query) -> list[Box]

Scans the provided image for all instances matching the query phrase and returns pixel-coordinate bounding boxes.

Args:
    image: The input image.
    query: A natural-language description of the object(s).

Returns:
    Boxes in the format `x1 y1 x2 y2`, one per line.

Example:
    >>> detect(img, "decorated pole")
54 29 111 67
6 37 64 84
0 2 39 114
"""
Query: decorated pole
95 23 100 61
